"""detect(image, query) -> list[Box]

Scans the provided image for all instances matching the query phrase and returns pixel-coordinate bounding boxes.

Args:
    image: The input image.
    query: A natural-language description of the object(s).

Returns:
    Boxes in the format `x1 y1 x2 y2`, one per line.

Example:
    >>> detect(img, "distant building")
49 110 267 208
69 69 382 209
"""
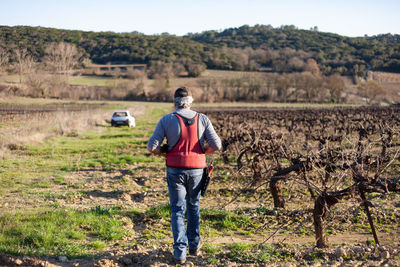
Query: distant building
88 64 146 73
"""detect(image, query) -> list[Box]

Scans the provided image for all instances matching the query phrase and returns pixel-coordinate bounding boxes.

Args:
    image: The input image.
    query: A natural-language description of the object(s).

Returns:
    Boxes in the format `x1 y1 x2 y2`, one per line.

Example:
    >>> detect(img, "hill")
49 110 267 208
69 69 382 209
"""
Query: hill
0 24 400 75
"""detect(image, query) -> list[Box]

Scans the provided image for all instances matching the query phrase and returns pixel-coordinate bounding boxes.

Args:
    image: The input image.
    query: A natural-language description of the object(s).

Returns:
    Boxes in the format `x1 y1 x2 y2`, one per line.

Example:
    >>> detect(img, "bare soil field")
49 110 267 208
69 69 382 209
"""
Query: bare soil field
0 99 399 266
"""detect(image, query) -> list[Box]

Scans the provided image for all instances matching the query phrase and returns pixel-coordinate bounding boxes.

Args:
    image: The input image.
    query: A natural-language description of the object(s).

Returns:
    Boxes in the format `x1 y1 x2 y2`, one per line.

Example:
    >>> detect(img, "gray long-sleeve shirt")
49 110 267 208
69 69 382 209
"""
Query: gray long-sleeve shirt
147 108 221 153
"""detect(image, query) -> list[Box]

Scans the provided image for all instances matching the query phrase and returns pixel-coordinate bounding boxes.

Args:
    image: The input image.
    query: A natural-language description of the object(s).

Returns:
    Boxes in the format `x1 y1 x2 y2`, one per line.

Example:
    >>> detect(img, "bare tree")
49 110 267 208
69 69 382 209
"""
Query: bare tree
0 46 8 73
275 74 292 101
147 61 174 79
357 80 385 104
304 58 321 76
325 74 345 103
45 42 81 80
295 72 323 102
13 48 35 83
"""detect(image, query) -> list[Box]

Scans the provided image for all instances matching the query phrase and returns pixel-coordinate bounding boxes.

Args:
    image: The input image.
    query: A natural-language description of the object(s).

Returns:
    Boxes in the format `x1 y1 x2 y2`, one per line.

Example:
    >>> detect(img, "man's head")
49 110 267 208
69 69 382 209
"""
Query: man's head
174 87 193 109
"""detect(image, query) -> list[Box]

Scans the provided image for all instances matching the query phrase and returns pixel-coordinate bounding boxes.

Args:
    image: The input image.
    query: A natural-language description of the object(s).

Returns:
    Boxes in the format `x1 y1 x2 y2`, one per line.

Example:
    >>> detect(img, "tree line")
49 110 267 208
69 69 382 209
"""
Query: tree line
0 25 399 76
0 41 387 103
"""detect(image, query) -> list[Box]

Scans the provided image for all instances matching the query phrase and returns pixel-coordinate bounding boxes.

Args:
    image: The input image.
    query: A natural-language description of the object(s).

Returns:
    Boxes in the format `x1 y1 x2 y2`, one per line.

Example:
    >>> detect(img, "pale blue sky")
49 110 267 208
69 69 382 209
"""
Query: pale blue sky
1 0 399 37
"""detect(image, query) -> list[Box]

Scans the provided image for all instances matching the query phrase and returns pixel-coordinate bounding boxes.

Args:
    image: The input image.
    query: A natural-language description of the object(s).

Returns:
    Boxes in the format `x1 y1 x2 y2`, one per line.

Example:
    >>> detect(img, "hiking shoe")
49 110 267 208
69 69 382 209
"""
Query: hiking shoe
174 258 186 264
189 240 202 256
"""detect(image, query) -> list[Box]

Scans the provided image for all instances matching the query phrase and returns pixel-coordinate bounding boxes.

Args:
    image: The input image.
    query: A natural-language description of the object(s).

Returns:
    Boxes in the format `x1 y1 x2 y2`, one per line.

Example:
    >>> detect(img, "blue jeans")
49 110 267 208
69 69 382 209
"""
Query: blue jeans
166 167 203 260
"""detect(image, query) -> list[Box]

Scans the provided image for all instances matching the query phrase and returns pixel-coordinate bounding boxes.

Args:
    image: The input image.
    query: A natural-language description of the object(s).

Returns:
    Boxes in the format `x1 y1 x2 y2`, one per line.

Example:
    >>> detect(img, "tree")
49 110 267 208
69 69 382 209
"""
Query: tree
325 74 345 103
357 80 385 104
13 48 35 83
296 72 323 102
172 61 186 77
186 62 206 77
45 42 82 79
275 74 292 101
304 58 321 76
0 46 8 73
147 61 173 79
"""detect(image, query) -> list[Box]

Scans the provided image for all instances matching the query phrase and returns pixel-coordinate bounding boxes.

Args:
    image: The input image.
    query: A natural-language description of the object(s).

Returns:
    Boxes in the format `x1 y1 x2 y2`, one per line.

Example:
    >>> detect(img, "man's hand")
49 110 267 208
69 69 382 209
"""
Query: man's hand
160 144 169 153
148 144 169 154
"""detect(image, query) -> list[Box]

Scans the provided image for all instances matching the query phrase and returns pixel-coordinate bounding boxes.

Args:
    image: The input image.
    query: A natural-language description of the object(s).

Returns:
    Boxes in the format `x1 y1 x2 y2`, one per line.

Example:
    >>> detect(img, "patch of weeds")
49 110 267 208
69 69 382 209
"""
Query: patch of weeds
204 243 222 254
90 240 107 250
0 208 131 257
206 257 219 264
237 229 253 236
201 224 221 238
68 182 85 189
342 254 352 261
143 228 169 239
50 202 61 208
42 192 66 202
80 152 156 171
53 173 68 185
202 209 251 232
91 205 122 216
228 242 253 263
366 239 376 246
35 180 52 189
118 176 129 184
305 249 327 263
122 207 141 217
141 185 151 191
100 133 136 139
227 243 295 263
147 203 171 220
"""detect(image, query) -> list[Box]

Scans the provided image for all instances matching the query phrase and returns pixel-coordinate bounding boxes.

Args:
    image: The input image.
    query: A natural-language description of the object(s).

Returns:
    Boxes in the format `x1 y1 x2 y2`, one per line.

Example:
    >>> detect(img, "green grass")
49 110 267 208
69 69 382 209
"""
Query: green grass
21 126 161 173
202 209 252 232
147 203 171 220
0 74 118 87
227 243 295 263
0 100 173 257
0 99 171 193
204 243 222 254
0 208 131 257
69 76 116 86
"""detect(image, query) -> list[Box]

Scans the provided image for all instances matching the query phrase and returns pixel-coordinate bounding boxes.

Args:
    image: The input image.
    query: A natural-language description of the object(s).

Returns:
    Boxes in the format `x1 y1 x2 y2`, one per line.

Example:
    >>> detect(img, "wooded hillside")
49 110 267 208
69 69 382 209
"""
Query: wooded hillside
0 24 399 75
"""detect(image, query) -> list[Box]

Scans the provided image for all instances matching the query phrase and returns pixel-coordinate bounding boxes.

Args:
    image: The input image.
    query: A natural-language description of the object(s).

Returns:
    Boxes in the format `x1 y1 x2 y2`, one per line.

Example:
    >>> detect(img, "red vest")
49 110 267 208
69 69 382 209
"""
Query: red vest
166 113 206 168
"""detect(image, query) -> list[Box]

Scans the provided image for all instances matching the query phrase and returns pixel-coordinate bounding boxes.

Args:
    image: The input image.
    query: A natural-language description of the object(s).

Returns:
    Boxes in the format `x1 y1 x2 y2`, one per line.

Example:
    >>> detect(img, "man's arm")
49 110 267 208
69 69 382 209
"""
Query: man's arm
147 118 166 154
202 116 222 153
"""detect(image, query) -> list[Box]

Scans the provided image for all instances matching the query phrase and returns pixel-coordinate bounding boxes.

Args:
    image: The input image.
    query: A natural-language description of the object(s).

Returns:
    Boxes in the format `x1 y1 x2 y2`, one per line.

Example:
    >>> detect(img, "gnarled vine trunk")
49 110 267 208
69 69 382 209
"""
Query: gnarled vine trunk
270 177 285 209
313 195 340 248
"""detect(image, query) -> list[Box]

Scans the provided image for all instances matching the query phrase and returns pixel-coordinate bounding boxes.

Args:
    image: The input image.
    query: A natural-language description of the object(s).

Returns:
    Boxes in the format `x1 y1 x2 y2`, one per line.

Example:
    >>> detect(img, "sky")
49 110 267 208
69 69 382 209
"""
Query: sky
1 0 399 37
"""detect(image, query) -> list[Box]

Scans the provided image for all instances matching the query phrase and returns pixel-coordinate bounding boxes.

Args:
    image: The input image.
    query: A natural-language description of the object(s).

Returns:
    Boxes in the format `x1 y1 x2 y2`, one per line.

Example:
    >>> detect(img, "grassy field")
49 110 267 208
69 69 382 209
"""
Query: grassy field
0 98 399 266
0 69 254 86
0 100 170 258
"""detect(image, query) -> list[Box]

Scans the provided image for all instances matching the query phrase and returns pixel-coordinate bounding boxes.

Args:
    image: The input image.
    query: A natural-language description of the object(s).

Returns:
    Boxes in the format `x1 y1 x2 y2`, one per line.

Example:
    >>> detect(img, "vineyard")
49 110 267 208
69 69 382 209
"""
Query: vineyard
202 106 400 249
1 101 400 266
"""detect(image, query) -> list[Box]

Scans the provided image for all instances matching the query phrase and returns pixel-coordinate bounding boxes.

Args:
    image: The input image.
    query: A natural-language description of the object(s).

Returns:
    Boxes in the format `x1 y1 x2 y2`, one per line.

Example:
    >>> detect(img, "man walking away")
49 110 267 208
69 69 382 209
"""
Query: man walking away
147 87 221 264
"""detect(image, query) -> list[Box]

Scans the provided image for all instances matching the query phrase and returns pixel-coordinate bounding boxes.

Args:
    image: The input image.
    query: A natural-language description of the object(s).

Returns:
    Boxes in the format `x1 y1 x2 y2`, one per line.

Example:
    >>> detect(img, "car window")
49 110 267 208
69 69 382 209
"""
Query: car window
113 112 127 117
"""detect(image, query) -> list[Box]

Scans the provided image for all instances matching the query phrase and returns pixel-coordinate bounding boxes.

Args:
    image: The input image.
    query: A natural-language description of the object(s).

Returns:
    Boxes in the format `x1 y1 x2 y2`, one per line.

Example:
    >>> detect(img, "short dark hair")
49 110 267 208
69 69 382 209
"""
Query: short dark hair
174 87 189 98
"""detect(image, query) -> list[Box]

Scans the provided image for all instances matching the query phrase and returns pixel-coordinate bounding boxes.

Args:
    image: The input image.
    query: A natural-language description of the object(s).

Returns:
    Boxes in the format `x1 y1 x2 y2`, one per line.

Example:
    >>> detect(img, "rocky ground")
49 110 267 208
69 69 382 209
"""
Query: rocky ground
1 243 399 266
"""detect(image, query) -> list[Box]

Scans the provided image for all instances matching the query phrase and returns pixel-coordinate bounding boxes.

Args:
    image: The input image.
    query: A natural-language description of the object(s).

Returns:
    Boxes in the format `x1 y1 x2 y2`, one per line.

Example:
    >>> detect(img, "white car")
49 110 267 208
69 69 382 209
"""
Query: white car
111 110 135 127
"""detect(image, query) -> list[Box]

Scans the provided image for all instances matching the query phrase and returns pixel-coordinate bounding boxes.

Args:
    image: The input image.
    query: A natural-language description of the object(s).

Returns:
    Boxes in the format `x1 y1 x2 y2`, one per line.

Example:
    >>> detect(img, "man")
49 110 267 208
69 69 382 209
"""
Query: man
147 87 221 264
